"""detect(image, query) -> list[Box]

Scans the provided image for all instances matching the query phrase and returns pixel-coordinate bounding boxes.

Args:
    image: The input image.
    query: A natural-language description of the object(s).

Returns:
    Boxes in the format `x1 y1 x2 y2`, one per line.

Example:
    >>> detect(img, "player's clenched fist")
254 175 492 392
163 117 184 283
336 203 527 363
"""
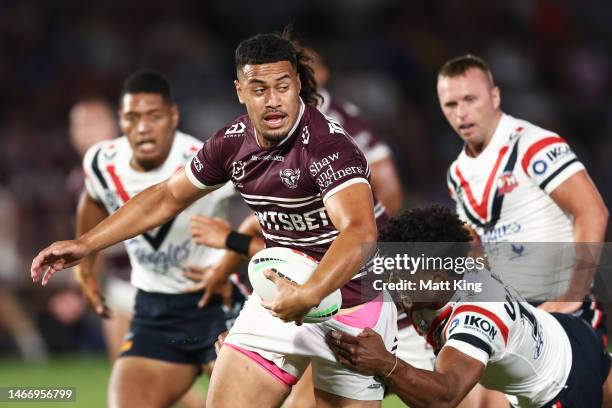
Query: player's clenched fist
31 240 91 285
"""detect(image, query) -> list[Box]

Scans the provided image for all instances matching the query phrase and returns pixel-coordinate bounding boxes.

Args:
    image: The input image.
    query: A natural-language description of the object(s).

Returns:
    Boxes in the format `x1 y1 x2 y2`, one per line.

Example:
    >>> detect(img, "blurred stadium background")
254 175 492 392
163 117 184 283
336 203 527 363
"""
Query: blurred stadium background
1 1 611 407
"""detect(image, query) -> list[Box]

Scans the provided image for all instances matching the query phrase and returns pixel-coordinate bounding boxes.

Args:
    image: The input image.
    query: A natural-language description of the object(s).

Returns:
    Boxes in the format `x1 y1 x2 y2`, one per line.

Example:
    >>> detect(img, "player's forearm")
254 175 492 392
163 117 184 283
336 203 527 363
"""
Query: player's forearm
370 158 404 215
385 361 462 408
236 215 265 257
80 181 188 252
566 208 608 298
301 224 377 304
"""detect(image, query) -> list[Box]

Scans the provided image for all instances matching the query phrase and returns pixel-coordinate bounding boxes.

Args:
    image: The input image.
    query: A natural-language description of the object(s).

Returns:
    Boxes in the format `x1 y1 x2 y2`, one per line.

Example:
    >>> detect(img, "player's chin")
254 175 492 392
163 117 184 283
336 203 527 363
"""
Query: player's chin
262 129 289 143
133 154 160 169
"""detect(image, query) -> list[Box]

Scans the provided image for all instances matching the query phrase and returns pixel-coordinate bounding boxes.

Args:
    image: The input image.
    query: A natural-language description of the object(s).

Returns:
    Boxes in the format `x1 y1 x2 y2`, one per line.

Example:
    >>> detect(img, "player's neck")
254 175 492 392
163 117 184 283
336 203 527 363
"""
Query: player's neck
465 111 503 158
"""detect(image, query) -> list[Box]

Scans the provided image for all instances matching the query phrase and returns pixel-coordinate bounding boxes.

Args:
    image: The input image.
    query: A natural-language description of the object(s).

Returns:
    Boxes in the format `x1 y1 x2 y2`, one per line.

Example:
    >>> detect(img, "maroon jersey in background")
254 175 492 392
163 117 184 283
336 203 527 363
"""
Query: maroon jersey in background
186 100 384 306
318 90 392 220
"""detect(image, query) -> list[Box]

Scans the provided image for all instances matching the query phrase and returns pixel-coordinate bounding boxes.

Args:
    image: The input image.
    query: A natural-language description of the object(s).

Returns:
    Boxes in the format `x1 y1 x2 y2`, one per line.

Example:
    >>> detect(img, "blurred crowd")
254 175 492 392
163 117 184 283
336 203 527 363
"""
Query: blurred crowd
1 0 611 358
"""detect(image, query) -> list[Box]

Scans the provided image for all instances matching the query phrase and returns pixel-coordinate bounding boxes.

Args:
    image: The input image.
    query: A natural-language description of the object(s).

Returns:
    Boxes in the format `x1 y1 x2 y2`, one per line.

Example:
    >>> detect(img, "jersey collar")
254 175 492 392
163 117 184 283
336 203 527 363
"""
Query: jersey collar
460 112 512 160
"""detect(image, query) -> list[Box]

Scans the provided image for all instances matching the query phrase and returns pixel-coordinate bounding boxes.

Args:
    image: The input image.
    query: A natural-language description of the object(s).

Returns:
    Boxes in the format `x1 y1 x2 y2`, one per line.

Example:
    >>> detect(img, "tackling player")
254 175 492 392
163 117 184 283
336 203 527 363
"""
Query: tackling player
31 33 397 407
439 55 608 336
327 206 612 408
65 72 236 407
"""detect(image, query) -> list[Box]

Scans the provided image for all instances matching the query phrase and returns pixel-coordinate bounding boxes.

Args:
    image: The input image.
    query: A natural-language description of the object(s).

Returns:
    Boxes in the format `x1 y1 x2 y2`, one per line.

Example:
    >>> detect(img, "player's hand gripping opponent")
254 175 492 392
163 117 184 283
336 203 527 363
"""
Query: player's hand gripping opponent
31 240 91 285
261 269 319 325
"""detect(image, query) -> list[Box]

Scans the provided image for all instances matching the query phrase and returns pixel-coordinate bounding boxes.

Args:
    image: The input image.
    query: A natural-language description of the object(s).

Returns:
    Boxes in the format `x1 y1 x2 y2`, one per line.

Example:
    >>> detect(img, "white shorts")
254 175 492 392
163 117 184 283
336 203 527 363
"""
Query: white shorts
224 292 398 401
396 325 436 371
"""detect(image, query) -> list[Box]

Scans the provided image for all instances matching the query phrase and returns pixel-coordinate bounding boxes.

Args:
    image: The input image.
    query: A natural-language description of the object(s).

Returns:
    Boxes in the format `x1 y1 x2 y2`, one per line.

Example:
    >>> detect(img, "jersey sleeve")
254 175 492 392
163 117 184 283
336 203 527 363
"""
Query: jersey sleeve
185 131 231 190
520 133 585 194
338 102 391 163
309 116 371 203
82 142 106 202
442 302 512 366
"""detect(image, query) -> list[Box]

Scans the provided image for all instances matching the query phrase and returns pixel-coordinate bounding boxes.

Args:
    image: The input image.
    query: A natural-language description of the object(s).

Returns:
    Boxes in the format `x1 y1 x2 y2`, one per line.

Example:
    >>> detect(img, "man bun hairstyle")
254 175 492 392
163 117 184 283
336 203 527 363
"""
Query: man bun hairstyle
438 54 495 85
120 70 174 104
235 32 322 107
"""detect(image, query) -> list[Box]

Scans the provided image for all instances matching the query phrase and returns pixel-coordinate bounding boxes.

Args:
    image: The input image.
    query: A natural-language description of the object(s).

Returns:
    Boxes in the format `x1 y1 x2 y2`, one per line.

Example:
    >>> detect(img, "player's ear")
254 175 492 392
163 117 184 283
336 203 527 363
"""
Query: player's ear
235 80 245 105
170 103 179 128
491 86 501 110
296 73 302 94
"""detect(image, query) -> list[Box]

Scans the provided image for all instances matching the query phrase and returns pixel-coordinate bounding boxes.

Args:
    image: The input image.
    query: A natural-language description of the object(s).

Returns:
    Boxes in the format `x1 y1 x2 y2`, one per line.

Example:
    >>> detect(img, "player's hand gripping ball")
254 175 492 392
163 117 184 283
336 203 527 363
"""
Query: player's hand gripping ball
248 247 342 323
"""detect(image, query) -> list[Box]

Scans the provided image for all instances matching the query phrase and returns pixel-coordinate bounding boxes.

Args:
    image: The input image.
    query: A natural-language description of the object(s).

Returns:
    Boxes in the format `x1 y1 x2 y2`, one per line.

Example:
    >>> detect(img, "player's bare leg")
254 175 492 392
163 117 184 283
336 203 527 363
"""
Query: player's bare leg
283 364 315 408
108 356 199 408
314 388 379 408
207 346 290 407
603 361 612 408
0 288 47 362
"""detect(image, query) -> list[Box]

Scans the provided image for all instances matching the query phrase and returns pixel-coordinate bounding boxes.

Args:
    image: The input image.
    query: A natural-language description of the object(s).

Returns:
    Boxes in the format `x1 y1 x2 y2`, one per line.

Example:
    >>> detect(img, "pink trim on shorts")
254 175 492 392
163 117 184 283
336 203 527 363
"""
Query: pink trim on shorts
333 293 384 329
224 343 298 387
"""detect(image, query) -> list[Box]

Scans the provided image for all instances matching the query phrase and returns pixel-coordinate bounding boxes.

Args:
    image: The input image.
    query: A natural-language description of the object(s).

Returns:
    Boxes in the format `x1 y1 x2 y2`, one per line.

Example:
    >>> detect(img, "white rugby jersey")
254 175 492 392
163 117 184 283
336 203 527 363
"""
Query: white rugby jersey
447 113 584 299
411 271 571 408
83 131 235 293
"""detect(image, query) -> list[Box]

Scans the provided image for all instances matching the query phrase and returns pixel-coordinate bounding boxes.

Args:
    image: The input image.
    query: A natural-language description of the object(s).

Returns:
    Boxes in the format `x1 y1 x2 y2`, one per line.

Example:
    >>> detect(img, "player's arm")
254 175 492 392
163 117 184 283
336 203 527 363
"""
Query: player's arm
185 214 265 307
73 191 110 317
303 182 377 300
191 213 264 258
370 156 404 215
326 328 484 408
540 170 608 311
263 182 377 322
32 169 210 284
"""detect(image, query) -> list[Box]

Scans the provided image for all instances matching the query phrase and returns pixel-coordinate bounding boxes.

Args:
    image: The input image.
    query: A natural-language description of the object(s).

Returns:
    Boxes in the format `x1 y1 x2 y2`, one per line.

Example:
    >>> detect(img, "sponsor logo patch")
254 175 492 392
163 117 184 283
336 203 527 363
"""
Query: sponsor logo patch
532 160 548 175
463 314 498 341
225 122 246 135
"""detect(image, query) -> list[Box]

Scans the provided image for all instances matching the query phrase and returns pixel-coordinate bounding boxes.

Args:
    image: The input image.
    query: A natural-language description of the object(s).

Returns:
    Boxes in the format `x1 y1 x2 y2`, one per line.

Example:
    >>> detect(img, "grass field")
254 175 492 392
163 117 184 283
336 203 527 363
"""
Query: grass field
0 356 405 407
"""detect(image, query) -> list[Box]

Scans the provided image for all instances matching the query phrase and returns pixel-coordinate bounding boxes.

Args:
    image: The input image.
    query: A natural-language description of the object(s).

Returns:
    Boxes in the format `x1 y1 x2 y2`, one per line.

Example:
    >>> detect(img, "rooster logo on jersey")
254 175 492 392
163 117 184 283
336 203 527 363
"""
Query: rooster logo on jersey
496 171 519 196
280 168 300 189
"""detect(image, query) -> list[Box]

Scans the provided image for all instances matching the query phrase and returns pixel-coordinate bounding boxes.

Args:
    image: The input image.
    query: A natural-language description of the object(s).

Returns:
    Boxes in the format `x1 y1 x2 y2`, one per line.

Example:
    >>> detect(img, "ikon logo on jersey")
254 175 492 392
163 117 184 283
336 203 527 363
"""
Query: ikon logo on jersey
545 145 572 163
496 172 519 196
463 314 498 341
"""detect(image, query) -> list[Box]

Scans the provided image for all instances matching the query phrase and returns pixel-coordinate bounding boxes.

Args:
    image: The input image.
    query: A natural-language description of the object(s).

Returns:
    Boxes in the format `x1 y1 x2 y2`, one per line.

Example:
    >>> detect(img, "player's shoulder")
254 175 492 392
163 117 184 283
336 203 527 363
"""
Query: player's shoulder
82 136 128 169
303 104 356 147
173 131 203 156
508 114 562 149
209 114 252 143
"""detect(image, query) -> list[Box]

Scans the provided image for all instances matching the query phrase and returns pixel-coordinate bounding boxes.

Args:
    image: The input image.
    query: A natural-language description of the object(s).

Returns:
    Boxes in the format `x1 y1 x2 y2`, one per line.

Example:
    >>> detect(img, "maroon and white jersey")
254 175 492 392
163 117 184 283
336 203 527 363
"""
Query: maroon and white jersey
186 100 383 305
318 90 391 220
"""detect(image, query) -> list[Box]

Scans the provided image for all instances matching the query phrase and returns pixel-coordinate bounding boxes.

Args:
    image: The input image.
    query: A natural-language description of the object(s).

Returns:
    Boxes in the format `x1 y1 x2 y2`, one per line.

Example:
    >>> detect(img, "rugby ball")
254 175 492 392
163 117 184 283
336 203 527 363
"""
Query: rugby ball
248 247 342 323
